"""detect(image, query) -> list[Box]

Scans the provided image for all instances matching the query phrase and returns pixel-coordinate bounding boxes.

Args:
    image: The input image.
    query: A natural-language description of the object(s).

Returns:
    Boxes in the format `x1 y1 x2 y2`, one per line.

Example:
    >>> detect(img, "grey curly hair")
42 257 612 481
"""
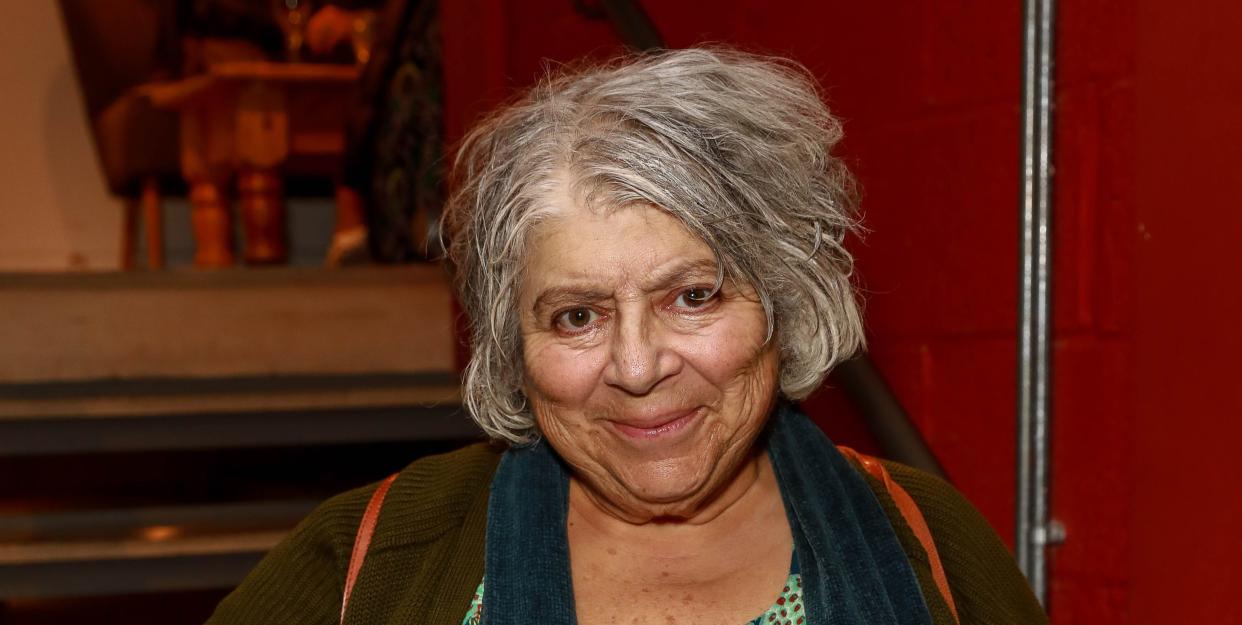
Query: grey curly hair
442 47 865 444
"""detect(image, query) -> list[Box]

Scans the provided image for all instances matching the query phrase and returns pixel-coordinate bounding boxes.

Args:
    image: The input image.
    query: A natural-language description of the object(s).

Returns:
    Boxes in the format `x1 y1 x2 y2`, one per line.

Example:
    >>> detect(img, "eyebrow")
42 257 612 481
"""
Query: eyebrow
531 287 613 315
529 258 721 315
642 258 721 293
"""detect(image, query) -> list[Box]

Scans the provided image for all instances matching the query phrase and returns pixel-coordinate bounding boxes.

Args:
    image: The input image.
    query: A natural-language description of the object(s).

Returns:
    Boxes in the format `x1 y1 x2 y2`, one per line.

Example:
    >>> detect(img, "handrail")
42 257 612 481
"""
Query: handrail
833 358 948 479
597 0 664 51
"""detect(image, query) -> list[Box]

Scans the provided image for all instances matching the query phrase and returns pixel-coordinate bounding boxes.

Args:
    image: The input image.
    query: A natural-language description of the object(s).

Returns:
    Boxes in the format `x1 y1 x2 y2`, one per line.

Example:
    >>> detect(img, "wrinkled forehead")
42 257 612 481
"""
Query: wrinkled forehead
526 172 701 254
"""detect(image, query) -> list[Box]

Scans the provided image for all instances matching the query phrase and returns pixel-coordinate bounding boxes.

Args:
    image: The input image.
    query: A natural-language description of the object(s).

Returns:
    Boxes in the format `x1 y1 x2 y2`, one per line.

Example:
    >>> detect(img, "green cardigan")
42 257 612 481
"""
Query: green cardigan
206 443 1048 625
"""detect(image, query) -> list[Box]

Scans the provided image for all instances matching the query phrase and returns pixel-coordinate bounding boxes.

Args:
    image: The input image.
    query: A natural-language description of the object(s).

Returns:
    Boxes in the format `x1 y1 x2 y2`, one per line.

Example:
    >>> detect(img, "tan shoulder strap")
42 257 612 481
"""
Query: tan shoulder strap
837 446 960 623
340 473 399 625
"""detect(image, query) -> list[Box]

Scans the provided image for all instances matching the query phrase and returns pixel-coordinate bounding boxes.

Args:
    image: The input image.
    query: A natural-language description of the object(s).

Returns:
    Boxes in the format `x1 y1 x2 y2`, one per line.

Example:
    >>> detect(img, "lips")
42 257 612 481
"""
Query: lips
609 406 702 440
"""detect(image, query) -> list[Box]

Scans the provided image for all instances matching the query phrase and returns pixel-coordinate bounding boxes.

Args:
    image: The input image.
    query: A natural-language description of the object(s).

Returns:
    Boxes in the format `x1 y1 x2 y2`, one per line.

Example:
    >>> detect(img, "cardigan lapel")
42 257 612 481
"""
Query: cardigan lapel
767 404 934 625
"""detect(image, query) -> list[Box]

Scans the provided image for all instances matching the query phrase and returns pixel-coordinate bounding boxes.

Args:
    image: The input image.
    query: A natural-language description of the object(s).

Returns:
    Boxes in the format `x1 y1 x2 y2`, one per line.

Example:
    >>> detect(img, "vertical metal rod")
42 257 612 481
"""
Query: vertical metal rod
1017 0 1057 607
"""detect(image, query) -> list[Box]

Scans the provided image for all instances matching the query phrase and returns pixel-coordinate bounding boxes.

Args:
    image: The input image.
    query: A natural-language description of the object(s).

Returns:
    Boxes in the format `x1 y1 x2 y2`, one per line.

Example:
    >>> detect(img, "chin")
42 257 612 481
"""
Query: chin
602 449 731 517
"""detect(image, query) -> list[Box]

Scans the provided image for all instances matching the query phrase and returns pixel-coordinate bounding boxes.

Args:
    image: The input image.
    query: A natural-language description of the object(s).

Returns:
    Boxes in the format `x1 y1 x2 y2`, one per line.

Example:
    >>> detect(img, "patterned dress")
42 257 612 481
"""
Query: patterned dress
461 573 806 625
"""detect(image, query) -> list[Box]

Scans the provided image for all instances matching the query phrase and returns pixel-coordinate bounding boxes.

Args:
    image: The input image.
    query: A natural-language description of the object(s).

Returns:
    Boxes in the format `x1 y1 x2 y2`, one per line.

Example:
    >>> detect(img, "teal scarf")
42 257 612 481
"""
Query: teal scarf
482 403 933 625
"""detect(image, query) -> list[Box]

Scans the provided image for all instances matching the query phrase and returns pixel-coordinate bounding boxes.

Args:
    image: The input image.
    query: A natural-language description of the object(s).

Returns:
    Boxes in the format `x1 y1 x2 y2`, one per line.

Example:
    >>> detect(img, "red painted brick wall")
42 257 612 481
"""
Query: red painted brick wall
1129 1 1242 622
1047 1 1136 621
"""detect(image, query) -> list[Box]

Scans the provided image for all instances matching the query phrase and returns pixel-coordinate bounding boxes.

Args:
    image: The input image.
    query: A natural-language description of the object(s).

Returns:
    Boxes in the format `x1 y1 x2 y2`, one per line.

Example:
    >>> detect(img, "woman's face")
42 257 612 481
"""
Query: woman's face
519 189 779 522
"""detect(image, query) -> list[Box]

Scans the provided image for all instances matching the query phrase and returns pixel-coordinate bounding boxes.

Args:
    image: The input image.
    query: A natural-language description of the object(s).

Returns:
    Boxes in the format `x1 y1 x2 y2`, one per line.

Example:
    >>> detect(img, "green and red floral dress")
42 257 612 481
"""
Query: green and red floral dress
461 573 806 625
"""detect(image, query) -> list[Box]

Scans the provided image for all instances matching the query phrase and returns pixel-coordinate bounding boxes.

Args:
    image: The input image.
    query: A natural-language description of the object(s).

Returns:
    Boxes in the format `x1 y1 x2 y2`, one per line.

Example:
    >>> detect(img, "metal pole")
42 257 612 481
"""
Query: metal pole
1017 0 1061 606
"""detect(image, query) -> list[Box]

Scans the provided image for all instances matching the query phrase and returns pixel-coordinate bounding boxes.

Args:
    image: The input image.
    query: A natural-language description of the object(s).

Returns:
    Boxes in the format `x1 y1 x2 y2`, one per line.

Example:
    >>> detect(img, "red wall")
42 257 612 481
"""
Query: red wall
1130 1 1242 622
1048 1 1135 621
441 2 1242 622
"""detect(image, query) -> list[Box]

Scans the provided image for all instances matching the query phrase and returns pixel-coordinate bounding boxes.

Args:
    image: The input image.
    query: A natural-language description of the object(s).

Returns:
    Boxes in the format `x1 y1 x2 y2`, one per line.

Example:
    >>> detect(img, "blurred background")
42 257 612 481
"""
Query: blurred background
1 0 1239 623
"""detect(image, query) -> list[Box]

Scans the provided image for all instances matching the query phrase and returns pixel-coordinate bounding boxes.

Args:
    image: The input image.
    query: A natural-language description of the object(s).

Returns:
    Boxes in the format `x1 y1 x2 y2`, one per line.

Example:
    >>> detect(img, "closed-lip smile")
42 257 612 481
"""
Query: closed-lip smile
609 406 702 440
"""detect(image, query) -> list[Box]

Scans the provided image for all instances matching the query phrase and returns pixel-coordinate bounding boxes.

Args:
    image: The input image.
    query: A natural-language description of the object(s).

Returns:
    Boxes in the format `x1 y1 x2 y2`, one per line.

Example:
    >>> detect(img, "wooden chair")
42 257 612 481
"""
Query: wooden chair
58 0 182 269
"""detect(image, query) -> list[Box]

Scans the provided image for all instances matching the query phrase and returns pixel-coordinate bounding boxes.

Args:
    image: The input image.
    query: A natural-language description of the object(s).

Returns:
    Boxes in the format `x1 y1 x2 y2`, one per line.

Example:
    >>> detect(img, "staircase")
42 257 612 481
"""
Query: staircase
0 266 479 601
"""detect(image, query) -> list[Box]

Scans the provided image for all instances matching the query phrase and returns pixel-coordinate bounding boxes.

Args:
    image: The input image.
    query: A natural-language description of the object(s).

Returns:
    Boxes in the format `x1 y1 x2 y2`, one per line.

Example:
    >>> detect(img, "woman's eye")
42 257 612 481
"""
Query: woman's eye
555 308 599 330
674 287 716 309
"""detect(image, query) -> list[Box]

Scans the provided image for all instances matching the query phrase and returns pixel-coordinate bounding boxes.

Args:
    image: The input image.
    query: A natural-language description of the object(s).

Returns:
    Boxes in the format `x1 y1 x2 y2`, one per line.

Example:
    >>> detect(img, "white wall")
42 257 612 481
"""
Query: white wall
0 1 123 271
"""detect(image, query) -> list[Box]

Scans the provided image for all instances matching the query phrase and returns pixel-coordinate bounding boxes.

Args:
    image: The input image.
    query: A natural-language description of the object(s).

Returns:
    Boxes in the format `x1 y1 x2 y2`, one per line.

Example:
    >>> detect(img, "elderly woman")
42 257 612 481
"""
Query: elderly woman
208 48 1046 625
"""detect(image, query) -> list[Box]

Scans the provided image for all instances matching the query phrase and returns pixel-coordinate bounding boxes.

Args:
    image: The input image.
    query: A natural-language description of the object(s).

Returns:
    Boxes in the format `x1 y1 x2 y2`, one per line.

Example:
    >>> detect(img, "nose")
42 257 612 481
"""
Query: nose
602 305 681 395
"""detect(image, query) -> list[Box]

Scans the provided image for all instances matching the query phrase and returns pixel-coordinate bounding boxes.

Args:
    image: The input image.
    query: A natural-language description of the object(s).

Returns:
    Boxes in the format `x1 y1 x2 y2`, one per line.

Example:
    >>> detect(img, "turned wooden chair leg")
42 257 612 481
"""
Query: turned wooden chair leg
238 169 287 265
141 177 164 269
190 180 235 268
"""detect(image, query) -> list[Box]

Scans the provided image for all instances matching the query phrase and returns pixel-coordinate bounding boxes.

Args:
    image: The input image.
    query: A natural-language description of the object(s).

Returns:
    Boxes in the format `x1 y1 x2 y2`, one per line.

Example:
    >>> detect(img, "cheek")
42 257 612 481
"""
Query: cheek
678 312 774 388
523 339 608 407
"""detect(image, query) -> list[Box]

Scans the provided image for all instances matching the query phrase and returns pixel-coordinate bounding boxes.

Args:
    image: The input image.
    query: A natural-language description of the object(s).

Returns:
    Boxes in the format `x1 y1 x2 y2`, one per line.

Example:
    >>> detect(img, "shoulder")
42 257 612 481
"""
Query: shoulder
206 442 503 625
878 460 1049 625
296 441 504 550
367 441 504 548
877 460 994 547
